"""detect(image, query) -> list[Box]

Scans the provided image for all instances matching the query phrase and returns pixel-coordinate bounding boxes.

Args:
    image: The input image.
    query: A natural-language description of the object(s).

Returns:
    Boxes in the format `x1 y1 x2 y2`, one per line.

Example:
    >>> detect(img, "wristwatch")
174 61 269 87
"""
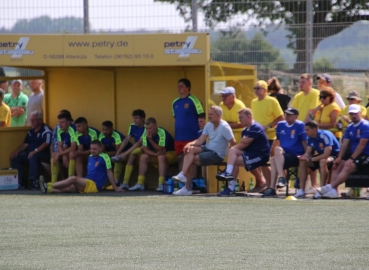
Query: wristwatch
35 148 38 152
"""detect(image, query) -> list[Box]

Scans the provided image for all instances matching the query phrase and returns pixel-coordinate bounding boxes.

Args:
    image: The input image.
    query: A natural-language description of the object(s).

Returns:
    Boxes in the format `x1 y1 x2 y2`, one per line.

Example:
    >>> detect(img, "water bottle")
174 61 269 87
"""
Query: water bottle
356 187 360 198
338 116 343 131
167 178 174 193
241 181 245 191
235 178 240 192
221 181 225 191
249 178 254 191
174 181 179 192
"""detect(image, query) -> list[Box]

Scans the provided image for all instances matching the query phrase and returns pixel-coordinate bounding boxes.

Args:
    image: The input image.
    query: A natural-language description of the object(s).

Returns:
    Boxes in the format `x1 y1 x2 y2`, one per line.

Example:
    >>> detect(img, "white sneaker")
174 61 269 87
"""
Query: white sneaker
305 186 316 194
119 183 129 189
316 185 332 195
313 192 321 199
172 186 192 196
156 184 164 192
128 184 144 191
322 189 339 199
346 188 354 197
172 174 187 183
111 156 120 163
294 189 306 198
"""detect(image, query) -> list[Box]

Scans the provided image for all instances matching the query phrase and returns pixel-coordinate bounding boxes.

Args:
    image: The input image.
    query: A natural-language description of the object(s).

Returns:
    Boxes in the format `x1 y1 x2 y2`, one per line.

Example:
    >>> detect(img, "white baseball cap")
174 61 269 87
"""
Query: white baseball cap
348 104 361 113
11 79 23 85
220 86 235 95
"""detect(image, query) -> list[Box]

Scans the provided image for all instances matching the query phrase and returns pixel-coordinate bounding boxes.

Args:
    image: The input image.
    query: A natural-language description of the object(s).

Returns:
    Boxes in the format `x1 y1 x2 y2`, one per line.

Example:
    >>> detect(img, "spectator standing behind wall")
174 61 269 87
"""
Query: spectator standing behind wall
26 80 44 126
3 80 28 127
0 89 11 127
219 86 246 129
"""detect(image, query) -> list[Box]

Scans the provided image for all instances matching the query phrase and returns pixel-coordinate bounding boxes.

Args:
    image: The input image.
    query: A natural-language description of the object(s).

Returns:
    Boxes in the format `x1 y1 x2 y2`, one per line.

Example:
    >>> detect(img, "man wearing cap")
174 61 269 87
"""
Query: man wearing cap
26 80 44 126
251 80 284 189
317 73 345 109
315 104 369 198
337 91 366 133
3 80 29 127
262 108 307 197
0 89 11 127
295 120 340 198
219 86 246 129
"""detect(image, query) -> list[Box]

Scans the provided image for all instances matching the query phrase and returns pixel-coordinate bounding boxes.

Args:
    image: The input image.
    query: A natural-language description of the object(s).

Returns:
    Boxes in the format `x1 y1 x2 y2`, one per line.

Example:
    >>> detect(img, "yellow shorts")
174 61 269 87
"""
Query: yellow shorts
80 179 98 193
151 151 178 167
131 148 142 155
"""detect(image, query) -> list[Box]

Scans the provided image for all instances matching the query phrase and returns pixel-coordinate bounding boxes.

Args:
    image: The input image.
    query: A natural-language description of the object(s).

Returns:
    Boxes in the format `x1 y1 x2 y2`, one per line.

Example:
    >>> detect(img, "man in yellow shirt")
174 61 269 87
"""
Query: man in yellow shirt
291 73 320 193
219 86 246 129
338 91 367 133
0 89 11 127
291 73 320 123
251 80 284 189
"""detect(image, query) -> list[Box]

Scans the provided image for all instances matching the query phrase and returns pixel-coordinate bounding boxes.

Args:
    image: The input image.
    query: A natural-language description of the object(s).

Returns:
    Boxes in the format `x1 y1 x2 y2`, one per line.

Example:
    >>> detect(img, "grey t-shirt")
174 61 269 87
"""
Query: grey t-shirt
26 90 44 126
203 120 234 158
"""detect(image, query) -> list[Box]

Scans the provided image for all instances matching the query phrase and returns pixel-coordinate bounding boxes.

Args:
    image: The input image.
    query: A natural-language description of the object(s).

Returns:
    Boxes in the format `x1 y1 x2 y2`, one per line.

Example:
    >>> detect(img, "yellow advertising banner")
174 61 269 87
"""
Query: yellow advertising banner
0 33 209 67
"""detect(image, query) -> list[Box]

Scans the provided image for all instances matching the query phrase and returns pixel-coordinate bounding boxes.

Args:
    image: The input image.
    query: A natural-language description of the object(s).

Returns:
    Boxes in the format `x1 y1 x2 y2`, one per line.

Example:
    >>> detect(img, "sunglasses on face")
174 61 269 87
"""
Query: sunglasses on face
221 94 230 98
347 98 356 101
319 95 327 99
253 87 262 90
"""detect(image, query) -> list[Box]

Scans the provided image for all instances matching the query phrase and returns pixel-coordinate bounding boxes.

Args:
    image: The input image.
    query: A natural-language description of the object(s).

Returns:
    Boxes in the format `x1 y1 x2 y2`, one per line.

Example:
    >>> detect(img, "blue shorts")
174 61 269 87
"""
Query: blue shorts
242 152 269 171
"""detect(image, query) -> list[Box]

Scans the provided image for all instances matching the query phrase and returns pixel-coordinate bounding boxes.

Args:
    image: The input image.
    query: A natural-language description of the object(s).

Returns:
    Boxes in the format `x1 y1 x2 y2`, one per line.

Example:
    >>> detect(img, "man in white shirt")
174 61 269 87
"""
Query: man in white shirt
317 74 345 108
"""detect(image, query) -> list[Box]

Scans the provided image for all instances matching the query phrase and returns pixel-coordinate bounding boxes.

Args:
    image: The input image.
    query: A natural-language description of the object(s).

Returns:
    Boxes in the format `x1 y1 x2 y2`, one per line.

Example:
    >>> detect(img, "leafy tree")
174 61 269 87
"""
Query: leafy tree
313 57 334 72
211 32 289 70
155 0 369 71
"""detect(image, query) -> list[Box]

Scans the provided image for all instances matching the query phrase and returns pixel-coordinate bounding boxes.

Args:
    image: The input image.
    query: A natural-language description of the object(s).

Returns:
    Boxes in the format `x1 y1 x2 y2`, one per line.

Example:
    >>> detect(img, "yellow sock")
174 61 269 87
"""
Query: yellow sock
47 183 53 193
158 176 165 185
138 175 145 185
51 158 60 183
114 162 123 181
68 159 76 177
123 165 133 184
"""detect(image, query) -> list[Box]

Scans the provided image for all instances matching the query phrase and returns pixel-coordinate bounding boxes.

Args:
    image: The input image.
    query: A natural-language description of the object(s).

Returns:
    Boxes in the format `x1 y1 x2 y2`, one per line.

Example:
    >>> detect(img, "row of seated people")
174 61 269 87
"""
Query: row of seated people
10 109 207 193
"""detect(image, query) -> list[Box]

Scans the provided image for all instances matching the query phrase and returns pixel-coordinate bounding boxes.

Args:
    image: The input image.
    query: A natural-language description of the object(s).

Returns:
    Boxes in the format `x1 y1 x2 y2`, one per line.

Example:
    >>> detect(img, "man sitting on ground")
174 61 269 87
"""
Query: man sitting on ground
129 117 177 191
315 104 369 198
39 140 123 193
296 121 340 198
69 117 100 177
51 113 77 182
216 108 270 196
99 121 132 186
112 109 146 189
262 108 307 197
172 105 236 196
10 111 52 189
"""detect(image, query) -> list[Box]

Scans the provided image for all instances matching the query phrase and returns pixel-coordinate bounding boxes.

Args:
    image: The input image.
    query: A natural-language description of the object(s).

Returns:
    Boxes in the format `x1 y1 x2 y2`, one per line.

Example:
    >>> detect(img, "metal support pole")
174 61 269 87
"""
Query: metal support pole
83 0 89 34
191 0 198 32
305 0 313 74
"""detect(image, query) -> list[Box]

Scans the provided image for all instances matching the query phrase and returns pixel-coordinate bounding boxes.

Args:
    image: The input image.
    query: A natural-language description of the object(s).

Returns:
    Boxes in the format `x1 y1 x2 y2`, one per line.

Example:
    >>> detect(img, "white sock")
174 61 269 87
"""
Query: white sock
326 184 332 191
178 171 184 177
226 165 234 174
115 179 119 184
298 189 304 193
229 180 236 191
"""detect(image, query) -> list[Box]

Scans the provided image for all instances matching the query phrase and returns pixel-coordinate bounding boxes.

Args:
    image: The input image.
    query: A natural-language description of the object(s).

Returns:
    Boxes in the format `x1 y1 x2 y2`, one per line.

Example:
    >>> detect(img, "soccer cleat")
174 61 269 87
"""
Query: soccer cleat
156 184 164 192
172 186 192 196
128 184 144 191
111 156 120 163
216 171 234 181
119 183 129 190
321 189 339 199
313 192 321 199
346 188 354 198
276 177 286 188
38 176 47 194
261 188 277 197
217 187 236 197
172 174 187 183
249 183 267 193
294 189 306 198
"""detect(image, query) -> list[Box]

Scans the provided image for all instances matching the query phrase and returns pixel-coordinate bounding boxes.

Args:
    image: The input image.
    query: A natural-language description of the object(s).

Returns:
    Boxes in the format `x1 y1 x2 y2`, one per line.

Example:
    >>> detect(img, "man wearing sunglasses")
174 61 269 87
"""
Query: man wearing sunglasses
337 91 367 133
315 104 369 198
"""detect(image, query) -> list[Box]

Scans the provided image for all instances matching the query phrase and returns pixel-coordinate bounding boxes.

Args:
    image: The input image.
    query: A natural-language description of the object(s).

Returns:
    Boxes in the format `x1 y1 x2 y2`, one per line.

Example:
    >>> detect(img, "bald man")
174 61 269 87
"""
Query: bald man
26 80 44 126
